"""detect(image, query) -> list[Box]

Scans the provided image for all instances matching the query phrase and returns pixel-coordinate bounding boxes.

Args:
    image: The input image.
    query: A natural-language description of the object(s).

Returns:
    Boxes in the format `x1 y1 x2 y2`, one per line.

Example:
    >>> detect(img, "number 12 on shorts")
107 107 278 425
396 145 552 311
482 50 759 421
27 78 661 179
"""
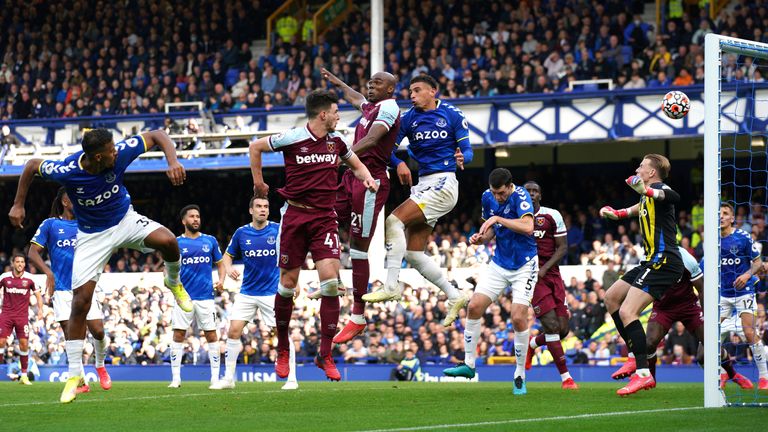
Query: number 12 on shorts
324 233 340 249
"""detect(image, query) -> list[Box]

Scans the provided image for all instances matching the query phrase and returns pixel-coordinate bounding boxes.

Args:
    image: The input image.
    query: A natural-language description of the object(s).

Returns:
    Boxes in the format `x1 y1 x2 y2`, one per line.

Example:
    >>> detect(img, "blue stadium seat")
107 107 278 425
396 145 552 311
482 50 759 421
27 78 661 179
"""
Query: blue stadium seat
225 68 240 87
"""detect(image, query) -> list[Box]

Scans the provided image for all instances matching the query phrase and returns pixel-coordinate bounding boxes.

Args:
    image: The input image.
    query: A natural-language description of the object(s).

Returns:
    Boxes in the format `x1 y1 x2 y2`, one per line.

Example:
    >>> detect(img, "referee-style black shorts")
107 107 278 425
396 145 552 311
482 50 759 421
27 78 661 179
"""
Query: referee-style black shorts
621 256 684 300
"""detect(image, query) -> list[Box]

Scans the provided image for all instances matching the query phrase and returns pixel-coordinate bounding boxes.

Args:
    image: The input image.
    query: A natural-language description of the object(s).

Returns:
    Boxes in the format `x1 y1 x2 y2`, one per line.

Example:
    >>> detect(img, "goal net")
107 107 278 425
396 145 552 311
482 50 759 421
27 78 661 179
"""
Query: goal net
704 33 768 407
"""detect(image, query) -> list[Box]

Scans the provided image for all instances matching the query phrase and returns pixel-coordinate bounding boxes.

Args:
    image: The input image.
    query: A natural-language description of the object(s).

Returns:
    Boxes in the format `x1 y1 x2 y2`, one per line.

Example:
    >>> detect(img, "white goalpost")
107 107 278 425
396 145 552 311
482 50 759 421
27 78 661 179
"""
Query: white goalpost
704 33 768 408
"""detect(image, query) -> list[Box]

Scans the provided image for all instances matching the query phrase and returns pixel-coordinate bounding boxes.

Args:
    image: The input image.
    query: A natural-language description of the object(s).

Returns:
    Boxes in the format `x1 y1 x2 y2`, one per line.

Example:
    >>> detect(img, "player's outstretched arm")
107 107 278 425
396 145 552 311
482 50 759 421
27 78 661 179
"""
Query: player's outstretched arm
143 130 186 186
352 123 389 156
487 214 534 236
343 153 378 192
249 137 272 197
8 158 43 229
321 68 365 109
626 176 680 203
600 203 640 220
470 228 495 245
28 243 55 298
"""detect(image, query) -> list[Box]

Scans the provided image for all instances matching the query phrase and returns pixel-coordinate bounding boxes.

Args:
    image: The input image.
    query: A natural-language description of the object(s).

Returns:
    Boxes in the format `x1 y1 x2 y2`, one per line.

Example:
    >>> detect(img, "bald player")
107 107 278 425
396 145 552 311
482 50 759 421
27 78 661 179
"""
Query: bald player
319 68 402 344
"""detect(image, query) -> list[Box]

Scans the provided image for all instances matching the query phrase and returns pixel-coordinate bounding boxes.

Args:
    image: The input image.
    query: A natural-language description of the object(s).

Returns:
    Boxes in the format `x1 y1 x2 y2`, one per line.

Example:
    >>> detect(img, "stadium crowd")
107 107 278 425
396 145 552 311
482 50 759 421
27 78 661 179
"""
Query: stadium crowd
0 0 764 121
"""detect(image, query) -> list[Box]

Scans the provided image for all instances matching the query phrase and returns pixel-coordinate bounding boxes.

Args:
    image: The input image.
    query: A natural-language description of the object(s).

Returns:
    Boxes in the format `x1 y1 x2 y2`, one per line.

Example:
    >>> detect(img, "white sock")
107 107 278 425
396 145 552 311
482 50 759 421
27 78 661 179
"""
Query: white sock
225 339 241 381
94 336 108 368
514 329 530 379
560 372 572 381
385 215 406 287
171 342 183 381
628 352 635 359
66 340 85 378
164 259 181 286
349 313 366 325
405 251 460 299
719 366 726 375
287 336 297 383
463 318 481 368
208 342 220 382
751 343 768 378
636 368 651 377
529 336 539 349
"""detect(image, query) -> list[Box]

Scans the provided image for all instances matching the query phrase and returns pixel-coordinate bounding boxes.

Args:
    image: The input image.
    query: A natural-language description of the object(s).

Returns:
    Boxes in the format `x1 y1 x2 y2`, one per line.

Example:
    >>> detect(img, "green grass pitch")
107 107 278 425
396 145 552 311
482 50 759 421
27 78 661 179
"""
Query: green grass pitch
1 381 763 431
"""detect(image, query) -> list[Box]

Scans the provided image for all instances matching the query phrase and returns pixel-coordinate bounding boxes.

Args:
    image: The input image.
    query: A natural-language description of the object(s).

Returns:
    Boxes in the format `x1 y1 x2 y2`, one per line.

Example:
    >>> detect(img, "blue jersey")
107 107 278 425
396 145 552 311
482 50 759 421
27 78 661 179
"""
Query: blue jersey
30 218 78 292
718 228 759 298
481 186 538 270
226 222 280 297
394 100 472 176
178 234 223 301
37 134 148 233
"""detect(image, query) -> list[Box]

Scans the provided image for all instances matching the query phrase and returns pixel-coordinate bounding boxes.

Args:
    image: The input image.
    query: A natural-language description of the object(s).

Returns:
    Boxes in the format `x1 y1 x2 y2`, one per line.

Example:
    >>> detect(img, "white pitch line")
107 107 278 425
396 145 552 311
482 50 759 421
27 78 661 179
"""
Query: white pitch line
354 406 708 432
0 385 397 408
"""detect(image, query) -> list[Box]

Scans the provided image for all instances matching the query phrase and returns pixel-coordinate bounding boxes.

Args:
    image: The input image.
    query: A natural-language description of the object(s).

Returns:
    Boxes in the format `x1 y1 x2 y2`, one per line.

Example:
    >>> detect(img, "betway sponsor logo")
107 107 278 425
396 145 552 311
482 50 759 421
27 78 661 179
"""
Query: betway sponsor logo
296 153 336 164
5 287 29 294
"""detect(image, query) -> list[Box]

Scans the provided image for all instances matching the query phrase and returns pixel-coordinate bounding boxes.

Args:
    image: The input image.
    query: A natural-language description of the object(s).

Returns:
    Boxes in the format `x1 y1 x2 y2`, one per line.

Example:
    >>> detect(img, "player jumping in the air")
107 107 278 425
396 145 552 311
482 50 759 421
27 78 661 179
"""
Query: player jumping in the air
363 75 472 327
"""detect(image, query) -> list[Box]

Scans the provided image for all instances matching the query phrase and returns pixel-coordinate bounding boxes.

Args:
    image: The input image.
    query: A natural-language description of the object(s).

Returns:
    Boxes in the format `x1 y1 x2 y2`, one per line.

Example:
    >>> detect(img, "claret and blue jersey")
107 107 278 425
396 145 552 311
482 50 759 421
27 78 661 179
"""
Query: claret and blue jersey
481 187 538 271
30 218 78 292
178 234 223 301
226 222 280 297
37 134 149 233
393 100 473 176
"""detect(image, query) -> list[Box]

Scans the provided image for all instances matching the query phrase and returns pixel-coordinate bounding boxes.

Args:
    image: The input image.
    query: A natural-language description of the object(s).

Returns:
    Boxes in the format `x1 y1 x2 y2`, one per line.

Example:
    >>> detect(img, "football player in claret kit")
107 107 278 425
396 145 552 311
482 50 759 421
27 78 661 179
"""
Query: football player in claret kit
0 254 42 386
249 89 377 381
523 181 577 390
320 67 401 343
443 169 537 396
211 196 298 390
28 187 111 393
168 205 226 389
9 128 193 403
364 74 472 327
600 154 684 396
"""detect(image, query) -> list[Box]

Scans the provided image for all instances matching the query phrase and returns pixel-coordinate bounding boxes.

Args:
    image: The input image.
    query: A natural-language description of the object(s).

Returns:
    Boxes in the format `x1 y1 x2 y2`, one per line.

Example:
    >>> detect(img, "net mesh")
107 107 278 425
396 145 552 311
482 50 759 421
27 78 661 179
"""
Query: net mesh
718 47 768 406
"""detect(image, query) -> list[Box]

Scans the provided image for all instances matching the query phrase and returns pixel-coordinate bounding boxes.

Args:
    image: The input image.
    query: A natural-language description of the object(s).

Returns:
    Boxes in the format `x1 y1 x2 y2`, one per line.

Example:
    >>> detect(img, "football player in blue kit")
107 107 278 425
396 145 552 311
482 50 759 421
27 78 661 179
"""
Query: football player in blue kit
28 187 112 394
169 205 225 389
210 196 298 390
9 128 193 403
443 168 537 396
363 75 473 327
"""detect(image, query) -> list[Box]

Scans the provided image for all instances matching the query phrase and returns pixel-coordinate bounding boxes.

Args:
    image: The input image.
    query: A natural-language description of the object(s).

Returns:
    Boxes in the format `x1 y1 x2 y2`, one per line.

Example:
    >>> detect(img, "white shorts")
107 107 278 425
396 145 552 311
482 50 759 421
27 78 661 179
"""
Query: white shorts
52 290 103 322
720 315 745 337
409 172 459 227
229 293 276 328
720 293 756 318
475 258 539 304
172 299 218 331
72 207 162 288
